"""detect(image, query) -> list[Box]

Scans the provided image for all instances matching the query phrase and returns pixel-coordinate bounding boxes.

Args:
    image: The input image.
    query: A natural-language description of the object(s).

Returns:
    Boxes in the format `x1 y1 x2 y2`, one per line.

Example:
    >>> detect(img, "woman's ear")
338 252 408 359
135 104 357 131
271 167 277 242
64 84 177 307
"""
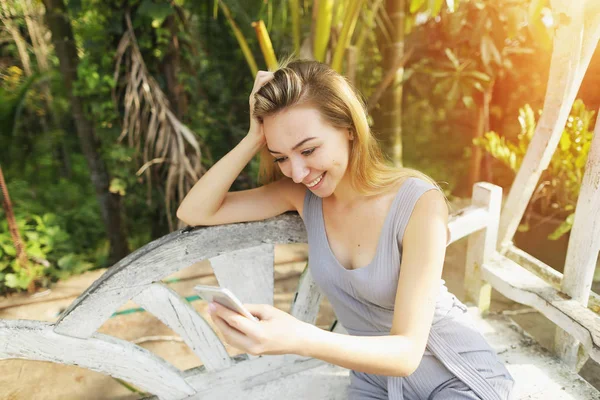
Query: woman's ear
348 128 354 141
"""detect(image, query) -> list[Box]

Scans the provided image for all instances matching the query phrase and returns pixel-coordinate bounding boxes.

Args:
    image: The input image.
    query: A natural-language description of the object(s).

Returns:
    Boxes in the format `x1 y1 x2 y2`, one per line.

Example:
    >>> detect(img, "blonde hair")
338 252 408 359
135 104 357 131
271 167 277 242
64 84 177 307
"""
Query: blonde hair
254 58 440 196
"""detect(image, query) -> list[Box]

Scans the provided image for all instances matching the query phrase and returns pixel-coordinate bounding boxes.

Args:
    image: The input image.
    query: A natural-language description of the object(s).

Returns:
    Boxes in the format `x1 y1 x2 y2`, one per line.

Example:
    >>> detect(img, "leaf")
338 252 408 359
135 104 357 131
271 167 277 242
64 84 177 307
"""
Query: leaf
4 272 31 290
527 0 552 51
548 213 575 240
509 152 517 170
1 244 16 257
27 243 45 259
218 1 258 76
464 71 491 82
330 0 364 73
480 35 496 68
462 95 474 109
25 231 40 242
517 223 530 232
313 0 334 62
447 79 460 108
505 7 526 38
575 154 587 170
473 81 484 92
138 0 174 26
42 213 57 225
444 48 460 69
58 254 78 270
252 20 279 72
559 133 571 151
429 0 444 17
109 178 127 196
32 214 45 229
410 0 427 13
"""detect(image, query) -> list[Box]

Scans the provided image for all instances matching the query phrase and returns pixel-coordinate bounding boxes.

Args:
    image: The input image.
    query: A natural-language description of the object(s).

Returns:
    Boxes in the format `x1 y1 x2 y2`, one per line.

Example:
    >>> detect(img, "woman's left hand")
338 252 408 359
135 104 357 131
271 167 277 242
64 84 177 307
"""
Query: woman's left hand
208 302 315 356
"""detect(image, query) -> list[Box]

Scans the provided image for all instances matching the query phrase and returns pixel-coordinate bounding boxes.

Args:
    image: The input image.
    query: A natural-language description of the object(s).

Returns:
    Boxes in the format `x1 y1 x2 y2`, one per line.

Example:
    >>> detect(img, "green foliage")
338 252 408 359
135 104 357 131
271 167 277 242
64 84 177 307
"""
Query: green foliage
138 0 175 27
402 94 469 194
0 0 572 295
475 99 596 239
0 213 95 293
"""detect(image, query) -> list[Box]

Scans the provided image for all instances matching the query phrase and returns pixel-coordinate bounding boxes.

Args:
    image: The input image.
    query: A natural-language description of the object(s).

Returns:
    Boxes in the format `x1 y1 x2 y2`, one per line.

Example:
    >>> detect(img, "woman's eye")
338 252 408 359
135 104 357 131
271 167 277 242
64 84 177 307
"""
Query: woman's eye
273 157 287 163
302 148 316 156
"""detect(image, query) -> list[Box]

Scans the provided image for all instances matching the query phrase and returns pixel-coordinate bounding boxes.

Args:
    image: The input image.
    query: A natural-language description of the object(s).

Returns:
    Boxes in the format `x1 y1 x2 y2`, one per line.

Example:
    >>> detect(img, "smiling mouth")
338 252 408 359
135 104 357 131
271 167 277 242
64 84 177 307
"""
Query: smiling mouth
306 172 325 188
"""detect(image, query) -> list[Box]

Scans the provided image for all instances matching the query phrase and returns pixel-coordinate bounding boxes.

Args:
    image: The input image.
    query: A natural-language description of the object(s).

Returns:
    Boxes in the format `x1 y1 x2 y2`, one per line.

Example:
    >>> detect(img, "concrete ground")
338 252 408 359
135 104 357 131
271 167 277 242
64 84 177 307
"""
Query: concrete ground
1 235 599 399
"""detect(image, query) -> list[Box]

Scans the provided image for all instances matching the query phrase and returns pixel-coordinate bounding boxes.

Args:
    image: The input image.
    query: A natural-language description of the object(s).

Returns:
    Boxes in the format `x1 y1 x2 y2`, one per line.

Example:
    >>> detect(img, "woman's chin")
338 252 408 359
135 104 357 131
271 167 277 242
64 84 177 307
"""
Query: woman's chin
312 184 335 198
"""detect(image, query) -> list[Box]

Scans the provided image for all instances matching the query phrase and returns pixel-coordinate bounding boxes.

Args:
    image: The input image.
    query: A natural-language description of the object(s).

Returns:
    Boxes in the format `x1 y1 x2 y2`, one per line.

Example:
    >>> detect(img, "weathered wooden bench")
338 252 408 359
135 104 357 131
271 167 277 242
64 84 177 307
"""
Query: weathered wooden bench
1 182 599 399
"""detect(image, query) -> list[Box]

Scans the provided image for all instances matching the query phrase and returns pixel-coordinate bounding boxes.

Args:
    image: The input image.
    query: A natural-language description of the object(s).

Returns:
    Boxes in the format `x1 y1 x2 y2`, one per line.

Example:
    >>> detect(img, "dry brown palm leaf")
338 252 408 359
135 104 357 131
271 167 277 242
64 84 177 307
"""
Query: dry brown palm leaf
113 13 204 231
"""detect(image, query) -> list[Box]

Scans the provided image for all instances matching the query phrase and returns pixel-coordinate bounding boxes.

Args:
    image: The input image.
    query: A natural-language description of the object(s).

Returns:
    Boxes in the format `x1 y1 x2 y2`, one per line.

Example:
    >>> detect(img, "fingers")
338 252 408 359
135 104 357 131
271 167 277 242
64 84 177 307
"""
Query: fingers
243 304 271 320
211 313 252 349
211 302 258 334
251 70 275 94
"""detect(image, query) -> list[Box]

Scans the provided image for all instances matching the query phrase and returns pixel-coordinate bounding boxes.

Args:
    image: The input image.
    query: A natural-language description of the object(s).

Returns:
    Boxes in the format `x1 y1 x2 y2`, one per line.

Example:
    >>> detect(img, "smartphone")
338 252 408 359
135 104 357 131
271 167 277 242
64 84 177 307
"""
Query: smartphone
193 285 259 321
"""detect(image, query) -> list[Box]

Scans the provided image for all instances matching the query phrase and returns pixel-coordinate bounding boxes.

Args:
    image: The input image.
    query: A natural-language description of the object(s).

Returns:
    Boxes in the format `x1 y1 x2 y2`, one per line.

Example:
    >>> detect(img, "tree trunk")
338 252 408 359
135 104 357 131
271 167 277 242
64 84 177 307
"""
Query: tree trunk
42 0 129 264
373 0 405 166
161 15 188 120
23 0 72 179
0 0 33 76
468 82 494 193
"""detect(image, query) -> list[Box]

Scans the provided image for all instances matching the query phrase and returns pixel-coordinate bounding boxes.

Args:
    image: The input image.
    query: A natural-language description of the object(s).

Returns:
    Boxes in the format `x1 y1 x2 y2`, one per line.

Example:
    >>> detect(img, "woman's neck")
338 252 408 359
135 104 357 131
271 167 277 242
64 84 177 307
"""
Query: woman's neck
328 174 363 207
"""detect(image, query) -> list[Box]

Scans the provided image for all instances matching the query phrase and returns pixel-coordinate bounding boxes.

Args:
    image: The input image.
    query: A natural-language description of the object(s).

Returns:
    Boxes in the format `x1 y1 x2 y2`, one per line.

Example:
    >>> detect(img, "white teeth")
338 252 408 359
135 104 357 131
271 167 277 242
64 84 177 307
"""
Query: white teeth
307 174 324 188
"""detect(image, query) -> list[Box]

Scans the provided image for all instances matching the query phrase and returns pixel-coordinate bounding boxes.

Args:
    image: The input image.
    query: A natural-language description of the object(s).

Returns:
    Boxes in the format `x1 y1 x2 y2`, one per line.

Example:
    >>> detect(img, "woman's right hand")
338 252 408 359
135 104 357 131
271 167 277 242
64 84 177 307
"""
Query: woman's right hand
247 70 275 145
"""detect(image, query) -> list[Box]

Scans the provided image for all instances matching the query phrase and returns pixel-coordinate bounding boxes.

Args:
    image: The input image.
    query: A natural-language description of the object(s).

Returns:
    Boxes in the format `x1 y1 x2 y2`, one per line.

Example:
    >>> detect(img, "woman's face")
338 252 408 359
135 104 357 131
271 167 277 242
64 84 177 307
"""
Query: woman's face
263 104 352 197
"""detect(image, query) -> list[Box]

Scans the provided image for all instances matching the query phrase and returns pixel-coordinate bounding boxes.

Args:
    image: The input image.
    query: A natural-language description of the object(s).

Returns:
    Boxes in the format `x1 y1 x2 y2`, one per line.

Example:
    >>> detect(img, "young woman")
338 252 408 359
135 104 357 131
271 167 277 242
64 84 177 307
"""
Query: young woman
177 60 514 400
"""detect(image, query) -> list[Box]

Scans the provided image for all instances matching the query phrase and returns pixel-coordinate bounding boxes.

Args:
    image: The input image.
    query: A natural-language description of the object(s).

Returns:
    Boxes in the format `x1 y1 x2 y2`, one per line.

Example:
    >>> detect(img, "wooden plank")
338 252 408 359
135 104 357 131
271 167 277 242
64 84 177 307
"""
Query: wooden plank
289 264 322 325
554 105 600 369
447 205 490 245
209 244 275 305
133 283 233 371
53 214 307 339
505 245 600 314
481 253 600 364
464 183 502 313
0 320 195 399
497 0 599 250
560 105 600 300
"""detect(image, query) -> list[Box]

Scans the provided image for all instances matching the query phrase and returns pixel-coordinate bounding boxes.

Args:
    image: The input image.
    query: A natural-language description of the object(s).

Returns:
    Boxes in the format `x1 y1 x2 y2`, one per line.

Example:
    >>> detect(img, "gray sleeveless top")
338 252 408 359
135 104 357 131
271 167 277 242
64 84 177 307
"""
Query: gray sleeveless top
303 177 464 344
302 177 512 399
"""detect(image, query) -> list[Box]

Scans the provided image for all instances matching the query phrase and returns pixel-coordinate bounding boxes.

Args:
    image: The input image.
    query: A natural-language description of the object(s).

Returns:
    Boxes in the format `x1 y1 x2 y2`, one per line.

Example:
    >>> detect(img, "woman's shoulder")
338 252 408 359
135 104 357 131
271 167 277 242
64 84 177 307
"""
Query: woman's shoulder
389 175 439 197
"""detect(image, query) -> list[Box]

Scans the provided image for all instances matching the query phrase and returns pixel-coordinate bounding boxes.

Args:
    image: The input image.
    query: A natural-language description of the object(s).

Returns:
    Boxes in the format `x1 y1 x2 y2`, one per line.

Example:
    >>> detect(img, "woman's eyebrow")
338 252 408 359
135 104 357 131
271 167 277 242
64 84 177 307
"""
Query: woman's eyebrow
267 137 317 154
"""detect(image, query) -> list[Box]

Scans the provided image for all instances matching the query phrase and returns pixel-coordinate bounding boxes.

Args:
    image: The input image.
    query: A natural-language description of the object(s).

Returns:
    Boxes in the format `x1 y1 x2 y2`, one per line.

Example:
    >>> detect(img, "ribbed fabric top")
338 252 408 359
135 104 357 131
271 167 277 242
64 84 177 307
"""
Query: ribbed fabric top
303 177 461 338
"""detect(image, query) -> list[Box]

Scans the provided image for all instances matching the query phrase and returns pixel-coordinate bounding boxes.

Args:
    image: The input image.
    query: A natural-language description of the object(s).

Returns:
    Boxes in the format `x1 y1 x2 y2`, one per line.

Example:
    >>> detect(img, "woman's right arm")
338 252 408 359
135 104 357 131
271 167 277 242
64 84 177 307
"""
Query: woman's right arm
176 70 304 227
176 134 302 227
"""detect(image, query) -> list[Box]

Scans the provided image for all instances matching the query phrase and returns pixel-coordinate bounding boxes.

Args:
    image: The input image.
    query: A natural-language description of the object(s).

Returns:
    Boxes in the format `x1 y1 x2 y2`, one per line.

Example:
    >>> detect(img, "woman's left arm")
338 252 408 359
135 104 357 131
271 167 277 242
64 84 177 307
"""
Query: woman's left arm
300 189 449 376
208 189 449 377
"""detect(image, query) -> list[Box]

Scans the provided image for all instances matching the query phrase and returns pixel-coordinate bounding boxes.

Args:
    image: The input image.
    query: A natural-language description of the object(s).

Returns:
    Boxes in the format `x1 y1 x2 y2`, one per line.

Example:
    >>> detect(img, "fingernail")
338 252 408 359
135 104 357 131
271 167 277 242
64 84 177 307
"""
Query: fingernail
208 302 216 313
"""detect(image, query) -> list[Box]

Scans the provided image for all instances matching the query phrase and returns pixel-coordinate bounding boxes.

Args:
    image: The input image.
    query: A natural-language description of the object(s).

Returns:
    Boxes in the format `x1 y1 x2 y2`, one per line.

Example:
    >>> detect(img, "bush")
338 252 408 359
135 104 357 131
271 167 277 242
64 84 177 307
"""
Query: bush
475 99 596 239
0 212 98 294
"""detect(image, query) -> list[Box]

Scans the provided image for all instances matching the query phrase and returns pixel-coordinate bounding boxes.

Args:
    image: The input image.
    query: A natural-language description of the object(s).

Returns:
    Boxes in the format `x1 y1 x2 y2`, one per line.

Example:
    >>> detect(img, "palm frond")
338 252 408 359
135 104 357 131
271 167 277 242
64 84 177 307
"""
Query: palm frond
113 13 204 231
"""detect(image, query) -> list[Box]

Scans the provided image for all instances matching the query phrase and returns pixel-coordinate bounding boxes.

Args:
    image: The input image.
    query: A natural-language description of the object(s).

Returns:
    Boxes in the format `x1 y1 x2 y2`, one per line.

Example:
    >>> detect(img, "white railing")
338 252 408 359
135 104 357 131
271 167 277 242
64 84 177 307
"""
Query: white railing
492 0 600 370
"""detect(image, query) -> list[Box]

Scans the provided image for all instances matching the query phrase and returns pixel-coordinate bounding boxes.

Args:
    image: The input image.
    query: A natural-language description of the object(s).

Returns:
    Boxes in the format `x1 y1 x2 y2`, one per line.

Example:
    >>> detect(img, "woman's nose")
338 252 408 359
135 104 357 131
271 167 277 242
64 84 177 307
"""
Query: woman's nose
290 159 310 184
